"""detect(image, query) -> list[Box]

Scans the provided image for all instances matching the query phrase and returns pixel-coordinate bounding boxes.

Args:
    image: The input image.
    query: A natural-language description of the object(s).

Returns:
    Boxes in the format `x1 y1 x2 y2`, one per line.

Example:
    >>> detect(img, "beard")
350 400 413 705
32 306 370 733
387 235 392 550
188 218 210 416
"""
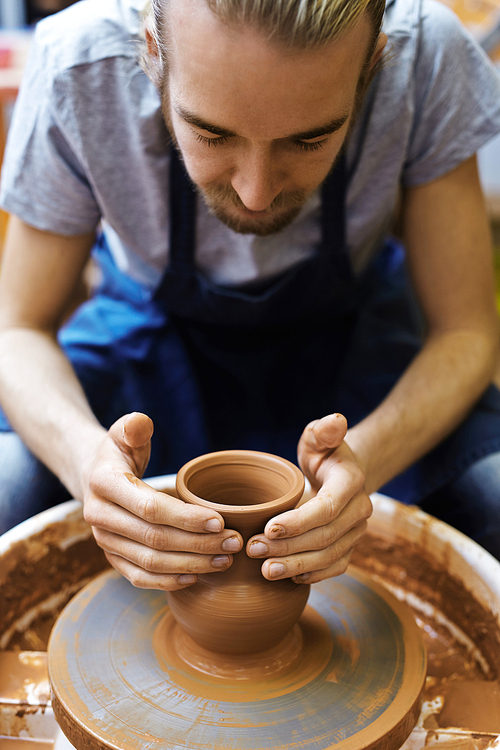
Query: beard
197 182 308 236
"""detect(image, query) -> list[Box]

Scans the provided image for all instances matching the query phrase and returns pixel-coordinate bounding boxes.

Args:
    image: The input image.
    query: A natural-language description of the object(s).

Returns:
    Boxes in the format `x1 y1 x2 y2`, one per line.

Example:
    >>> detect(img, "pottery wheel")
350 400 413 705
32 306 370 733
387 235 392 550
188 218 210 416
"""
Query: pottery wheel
48 567 426 750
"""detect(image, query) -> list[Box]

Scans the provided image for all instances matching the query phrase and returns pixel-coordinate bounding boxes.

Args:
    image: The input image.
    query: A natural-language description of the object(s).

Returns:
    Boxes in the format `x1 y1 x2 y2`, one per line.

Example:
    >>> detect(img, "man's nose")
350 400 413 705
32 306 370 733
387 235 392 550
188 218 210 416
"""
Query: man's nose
230 147 285 212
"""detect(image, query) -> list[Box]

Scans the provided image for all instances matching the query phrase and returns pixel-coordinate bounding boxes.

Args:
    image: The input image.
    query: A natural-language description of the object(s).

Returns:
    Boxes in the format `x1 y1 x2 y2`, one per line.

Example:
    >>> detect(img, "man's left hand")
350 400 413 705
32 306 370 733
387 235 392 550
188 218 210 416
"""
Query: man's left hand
246 413 372 583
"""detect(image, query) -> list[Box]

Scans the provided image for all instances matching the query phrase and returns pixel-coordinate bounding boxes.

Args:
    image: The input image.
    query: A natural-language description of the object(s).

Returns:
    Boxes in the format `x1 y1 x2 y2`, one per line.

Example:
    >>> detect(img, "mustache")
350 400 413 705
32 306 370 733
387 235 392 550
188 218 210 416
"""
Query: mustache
199 182 307 212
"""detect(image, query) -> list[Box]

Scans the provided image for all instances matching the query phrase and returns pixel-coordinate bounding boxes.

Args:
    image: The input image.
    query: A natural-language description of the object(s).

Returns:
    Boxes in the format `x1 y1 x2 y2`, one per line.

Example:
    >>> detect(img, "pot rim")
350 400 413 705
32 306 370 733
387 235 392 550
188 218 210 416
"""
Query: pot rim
176 449 305 515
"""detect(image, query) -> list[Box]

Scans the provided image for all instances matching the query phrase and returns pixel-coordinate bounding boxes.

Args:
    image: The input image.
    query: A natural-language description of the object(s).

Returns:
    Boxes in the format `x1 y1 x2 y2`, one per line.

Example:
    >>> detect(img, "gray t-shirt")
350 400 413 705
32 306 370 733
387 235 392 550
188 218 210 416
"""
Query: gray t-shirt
2 0 500 293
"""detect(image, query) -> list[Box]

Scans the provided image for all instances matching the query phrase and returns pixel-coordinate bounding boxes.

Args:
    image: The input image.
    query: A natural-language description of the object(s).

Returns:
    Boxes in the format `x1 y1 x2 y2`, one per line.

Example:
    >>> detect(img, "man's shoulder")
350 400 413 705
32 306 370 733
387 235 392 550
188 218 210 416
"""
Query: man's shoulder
32 0 142 79
384 0 472 46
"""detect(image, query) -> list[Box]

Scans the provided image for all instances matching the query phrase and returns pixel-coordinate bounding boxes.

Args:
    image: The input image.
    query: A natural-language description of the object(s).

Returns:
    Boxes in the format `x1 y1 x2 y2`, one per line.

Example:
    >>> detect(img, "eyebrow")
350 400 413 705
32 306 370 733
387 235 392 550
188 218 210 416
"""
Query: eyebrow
174 104 350 141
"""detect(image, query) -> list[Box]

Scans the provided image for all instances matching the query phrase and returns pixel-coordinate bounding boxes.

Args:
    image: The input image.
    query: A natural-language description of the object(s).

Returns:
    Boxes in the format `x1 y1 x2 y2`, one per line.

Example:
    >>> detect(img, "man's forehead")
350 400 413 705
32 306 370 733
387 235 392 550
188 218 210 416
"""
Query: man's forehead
164 0 373 141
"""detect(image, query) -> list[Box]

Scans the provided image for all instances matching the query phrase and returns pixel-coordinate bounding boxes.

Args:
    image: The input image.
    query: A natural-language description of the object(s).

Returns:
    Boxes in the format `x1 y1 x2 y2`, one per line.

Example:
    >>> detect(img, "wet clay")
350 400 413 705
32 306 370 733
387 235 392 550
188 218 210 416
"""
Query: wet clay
152 604 333 699
0 509 108 651
0 651 50 706
167 450 310 656
351 533 500 733
0 740 54 749
4 491 500 740
48 566 426 750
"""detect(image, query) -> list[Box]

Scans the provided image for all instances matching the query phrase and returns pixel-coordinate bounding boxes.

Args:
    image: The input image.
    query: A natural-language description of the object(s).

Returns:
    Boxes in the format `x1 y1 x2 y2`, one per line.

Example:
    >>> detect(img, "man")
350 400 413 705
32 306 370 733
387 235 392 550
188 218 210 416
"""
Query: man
1 0 500 590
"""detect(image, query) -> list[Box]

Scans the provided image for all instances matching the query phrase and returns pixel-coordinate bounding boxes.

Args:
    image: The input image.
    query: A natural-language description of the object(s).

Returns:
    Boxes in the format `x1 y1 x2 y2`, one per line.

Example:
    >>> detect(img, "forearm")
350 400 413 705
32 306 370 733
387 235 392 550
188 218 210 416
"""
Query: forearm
0 326 106 499
346 326 498 494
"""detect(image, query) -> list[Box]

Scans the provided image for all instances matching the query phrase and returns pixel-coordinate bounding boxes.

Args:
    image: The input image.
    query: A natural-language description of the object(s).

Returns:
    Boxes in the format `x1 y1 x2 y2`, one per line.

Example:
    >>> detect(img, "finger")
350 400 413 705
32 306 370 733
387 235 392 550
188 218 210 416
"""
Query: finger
299 413 348 454
104 551 199 591
86 471 226 532
247 490 371 557
87 496 242 553
261 463 367 540
95 529 235 575
259 522 366 582
292 550 354 585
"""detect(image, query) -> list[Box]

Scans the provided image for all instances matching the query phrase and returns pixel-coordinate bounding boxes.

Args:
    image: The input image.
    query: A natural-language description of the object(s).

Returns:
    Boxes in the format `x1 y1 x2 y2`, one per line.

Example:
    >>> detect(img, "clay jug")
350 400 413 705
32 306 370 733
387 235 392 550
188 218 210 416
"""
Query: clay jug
167 450 310 656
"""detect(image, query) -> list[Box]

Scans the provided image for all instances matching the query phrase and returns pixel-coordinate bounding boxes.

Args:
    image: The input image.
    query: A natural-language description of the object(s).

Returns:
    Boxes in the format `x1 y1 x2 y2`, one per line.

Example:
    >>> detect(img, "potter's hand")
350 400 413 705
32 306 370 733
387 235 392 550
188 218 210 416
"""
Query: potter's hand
83 413 242 591
247 414 371 584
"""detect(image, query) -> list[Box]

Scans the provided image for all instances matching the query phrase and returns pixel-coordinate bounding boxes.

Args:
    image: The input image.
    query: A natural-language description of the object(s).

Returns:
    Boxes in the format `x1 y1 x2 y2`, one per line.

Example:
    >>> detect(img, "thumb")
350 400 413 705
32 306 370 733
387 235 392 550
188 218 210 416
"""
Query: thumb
108 412 154 475
300 413 348 453
122 412 154 448
298 413 348 484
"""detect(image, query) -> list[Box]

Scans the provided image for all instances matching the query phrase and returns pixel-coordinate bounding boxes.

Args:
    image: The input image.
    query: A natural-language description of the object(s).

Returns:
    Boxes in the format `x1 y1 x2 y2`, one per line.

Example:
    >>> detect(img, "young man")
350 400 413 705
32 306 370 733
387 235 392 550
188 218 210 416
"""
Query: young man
1 0 500 589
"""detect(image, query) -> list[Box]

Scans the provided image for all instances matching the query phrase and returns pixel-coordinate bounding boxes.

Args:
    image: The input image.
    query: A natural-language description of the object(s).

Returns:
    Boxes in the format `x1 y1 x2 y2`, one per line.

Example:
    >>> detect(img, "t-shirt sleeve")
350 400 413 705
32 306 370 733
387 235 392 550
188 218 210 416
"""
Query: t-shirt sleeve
403 0 500 186
0 26 101 235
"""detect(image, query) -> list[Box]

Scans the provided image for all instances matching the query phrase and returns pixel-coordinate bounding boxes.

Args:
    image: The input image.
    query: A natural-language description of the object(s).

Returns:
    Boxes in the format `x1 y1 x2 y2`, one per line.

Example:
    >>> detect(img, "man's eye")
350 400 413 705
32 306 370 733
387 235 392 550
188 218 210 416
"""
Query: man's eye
294 138 328 152
196 133 230 147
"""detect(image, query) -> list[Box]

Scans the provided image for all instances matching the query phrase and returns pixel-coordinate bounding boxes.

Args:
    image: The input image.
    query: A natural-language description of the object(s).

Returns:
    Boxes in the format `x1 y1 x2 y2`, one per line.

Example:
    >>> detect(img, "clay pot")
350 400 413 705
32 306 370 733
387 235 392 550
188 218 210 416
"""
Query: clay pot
166 450 310 656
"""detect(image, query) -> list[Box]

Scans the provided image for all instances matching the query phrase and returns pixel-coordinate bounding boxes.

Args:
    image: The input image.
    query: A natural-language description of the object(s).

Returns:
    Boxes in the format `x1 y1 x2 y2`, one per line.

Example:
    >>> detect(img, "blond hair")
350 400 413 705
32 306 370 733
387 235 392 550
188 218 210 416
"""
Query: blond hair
142 0 385 85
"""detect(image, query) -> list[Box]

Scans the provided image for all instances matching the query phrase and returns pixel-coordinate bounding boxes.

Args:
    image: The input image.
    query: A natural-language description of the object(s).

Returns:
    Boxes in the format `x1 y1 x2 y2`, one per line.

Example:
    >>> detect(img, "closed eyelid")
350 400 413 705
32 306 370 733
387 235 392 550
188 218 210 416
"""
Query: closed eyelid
175 102 349 142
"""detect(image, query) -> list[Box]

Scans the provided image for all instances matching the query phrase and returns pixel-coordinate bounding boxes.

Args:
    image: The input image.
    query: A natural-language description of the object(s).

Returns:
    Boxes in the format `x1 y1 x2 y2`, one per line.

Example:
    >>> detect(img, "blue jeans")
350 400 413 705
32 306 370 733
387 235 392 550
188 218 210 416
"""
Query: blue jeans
1 429 500 559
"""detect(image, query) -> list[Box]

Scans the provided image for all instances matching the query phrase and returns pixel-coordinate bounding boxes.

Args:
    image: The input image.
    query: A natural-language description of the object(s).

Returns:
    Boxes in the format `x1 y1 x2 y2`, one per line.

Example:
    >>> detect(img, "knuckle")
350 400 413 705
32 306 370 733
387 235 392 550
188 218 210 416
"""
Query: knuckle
362 495 373 519
182 504 204 530
357 519 369 537
128 569 145 589
350 464 365 491
83 499 98 526
336 556 350 575
137 494 158 523
137 548 157 572
328 539 342 563
319 494 337 522
91 526 107 545
143 524 168 550
317 523 336 550
83 498 107 528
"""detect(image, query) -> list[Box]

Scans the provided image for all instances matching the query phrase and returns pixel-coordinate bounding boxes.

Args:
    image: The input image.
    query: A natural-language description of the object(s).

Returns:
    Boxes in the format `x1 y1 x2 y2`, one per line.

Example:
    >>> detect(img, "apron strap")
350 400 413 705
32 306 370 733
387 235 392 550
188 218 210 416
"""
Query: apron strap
169 147 197 269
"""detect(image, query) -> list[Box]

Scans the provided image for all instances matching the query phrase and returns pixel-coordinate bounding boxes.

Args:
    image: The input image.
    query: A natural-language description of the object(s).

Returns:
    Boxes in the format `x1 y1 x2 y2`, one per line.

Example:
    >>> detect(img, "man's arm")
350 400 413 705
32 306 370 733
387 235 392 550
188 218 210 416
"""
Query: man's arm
248 154 499 581
0 217 243 587
347 153 499 490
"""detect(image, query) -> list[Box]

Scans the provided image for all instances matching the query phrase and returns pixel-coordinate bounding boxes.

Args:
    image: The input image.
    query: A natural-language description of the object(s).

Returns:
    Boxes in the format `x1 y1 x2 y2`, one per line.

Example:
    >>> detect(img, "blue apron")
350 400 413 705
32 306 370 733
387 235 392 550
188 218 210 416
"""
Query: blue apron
2 147 500 503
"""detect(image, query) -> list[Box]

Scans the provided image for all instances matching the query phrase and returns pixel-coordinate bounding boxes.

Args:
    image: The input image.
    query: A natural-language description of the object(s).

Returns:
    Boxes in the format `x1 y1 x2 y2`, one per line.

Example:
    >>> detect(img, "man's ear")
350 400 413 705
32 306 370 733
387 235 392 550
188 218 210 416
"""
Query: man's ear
145 25 160 59
369 32 387 70
143 22 163 88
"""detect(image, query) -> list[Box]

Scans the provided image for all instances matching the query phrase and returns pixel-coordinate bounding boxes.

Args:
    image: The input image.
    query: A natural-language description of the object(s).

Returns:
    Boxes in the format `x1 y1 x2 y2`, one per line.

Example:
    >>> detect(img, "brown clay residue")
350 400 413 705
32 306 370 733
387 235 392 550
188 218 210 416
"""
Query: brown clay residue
351 534 500 677
351 533 500 734
0 514 108 651
0 739 55 749
335 635 361 671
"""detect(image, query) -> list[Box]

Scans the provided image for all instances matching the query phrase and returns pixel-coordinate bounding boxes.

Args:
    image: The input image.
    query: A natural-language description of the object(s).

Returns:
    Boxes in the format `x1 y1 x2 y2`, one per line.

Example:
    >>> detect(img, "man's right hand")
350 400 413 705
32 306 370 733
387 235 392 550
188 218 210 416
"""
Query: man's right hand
82 412 243 590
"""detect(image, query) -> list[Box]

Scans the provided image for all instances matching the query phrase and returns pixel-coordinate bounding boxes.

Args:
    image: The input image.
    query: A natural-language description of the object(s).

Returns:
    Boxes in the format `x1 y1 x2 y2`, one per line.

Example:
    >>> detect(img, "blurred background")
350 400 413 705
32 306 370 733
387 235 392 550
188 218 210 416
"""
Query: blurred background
1 0 500 301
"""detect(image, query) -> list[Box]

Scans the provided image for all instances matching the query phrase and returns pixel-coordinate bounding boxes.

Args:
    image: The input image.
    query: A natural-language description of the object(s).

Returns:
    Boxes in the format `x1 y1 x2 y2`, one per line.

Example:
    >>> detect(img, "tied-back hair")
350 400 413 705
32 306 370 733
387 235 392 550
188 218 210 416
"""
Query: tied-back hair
141 0 386 86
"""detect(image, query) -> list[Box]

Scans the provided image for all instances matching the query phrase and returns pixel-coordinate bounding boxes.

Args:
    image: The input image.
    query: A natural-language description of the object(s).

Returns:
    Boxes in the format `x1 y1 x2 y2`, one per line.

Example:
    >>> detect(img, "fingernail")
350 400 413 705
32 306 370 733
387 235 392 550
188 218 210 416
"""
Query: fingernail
268 524 286 539
248 541 268 557
269 562 286 579
178 574 196 584
222 536 241 552
212 555 230 568
205 518 223 532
